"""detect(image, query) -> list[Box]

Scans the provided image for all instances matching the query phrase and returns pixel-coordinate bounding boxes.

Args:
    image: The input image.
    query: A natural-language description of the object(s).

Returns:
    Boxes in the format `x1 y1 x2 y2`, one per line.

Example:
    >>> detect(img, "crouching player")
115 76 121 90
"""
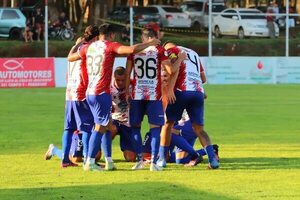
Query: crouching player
110 67 136 162
143 112 219 165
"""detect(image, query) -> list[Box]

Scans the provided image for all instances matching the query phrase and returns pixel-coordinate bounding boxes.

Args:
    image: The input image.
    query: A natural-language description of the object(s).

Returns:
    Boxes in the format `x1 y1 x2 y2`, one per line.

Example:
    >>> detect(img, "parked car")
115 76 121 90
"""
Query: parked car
180 0 226 30
148 5 191 28
212 8 279 39
0 8 26 39
107 6 161 26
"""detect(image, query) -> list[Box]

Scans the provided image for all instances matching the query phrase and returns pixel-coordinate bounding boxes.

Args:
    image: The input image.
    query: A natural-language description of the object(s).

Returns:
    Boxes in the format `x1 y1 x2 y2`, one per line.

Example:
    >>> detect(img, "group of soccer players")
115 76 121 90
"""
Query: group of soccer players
44 23 219 171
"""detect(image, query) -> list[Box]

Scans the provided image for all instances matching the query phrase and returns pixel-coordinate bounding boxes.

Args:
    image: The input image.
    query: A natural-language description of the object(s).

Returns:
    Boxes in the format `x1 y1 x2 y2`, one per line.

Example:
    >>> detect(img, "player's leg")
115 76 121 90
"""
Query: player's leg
130 100 145 170
159 90 184 167
73 100 94 164
186 92 219 169
85 94 113 171
147 100 165 171
118 123 136 162
61 101 78 167
45 144 63 160
142 132 152 163
69 132 84 163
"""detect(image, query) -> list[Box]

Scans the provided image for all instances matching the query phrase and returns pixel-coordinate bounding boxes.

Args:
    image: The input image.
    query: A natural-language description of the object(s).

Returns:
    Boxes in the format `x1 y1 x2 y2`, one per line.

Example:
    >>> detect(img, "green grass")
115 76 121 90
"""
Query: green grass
0 85 300 200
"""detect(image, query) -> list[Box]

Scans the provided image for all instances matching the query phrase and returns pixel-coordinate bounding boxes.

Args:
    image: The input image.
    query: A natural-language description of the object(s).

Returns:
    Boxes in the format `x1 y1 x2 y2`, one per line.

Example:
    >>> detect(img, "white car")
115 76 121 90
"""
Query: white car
212 8 279 39
148 5 191 28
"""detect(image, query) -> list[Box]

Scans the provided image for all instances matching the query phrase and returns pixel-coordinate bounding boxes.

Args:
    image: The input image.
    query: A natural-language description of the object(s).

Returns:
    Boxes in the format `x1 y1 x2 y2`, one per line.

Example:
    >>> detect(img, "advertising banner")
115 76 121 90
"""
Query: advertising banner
0 58 55 88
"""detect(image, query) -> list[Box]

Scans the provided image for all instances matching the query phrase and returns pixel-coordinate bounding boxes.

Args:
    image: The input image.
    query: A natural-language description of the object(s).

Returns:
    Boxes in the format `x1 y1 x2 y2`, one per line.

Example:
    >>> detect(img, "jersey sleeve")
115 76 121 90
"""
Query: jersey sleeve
199 58 205 73
109 41 122 53
158 46 168 62
78 44 88 58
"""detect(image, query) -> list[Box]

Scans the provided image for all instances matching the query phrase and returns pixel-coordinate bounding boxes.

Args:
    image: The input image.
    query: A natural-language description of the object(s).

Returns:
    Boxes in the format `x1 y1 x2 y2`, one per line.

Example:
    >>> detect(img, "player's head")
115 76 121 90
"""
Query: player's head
99 24 116 40
83 25 99 42
114 66 126 89
163 41 178 63
141 28 158 43
163 41 176 50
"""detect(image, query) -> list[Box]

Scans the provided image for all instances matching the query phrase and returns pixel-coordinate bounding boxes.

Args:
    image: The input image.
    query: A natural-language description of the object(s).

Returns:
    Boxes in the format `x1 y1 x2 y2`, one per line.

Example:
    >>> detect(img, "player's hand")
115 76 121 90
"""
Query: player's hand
149 38 161 46
167 90 176 104
178 51 187 61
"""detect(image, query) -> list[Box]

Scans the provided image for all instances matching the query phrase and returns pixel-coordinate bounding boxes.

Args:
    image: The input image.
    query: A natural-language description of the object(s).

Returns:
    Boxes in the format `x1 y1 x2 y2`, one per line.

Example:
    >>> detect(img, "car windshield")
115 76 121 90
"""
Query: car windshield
162 7 183 13
212 5 226 12
239 11 265 19
135 7 159 14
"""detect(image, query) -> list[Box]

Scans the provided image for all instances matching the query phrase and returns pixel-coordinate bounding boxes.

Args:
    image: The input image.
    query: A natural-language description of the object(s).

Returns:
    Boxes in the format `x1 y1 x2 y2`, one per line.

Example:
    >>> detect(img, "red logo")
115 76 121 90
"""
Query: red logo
257 61 263 70
2 59 24 70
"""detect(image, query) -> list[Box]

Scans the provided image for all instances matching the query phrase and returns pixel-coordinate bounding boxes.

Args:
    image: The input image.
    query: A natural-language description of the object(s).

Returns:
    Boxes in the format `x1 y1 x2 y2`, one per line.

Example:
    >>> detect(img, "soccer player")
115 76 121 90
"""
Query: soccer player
81 24 161 172
159 41 220 169
59 25 99 168
125 28 186 171
110 66 136 162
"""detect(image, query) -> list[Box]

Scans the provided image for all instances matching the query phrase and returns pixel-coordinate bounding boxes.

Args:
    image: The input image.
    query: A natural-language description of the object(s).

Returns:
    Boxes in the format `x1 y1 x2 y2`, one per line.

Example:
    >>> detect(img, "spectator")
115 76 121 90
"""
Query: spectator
289 6 296 38
53 11 71 29
23 19 33 42
32 7 44 41
266 1 275 38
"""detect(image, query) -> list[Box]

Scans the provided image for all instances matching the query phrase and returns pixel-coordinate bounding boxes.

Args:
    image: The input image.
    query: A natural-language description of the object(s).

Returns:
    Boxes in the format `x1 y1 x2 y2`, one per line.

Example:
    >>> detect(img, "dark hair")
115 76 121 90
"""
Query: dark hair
114 67 126 76
83 25 99 42
99 24 116 35
142 28 157 38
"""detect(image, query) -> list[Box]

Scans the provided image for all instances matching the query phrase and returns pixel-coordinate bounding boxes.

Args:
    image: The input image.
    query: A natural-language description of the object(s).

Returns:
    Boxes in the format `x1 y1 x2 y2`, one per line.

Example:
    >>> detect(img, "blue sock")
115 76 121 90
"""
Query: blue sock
205 145 216 163
169 152 176 163
159 145 169 160
131 127 142 161
150 127 161 164
62 130 74 163
81 131 91 160
101 131 112 158
171 134 198 158
52 147 63 160
87 130 103 159
196 148 207 156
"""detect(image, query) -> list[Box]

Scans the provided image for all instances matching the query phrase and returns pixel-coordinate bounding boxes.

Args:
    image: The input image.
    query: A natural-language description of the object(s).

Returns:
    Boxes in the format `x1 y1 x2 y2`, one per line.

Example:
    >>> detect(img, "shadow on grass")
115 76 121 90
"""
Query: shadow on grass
0 182 234 200
220 157 300 170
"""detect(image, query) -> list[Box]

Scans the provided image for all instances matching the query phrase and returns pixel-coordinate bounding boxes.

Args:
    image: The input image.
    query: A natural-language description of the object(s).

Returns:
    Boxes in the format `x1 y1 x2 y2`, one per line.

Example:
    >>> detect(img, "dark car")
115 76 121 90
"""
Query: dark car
108 6 161 26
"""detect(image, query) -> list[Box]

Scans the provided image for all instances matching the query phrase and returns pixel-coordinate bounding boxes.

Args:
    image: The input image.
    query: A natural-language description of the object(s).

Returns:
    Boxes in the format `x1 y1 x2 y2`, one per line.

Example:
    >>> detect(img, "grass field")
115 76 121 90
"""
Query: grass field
0 85 299 200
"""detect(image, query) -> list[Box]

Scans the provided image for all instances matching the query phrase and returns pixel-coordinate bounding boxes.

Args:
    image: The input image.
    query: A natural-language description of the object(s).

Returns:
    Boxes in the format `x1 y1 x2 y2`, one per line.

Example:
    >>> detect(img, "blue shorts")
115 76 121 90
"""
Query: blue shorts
173 120 197 143
129 100 164 126
142 132 151 154
69 133 83 158
64 100 94 132
87 93 112 126
166 90 204 125
113 120 134 152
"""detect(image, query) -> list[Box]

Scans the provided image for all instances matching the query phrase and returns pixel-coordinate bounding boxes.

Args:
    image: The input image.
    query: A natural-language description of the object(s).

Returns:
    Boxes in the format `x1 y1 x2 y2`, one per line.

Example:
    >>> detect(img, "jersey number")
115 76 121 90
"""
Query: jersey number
135 58 157 79
87 55 103 75
187 53 200 72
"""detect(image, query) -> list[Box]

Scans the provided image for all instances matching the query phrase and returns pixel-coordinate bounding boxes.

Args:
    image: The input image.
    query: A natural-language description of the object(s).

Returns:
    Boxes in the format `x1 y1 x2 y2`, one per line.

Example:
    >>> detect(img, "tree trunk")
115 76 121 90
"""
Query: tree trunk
75 0 82 25
137 0 144 6
120 0 127 6
3 0 8 7
148 0 155 5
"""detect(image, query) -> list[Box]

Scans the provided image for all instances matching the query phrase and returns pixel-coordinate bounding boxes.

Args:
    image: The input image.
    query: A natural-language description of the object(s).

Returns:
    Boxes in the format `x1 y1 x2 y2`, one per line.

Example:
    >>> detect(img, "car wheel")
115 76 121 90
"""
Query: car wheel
214 26 221 38
238 27 245 39
192 22 202 32
9 28 22 40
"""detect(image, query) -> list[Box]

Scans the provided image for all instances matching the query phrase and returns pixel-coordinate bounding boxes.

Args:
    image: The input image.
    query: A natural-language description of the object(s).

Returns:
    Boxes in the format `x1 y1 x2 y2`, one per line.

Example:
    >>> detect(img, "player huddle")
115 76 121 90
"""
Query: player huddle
44 24 219 171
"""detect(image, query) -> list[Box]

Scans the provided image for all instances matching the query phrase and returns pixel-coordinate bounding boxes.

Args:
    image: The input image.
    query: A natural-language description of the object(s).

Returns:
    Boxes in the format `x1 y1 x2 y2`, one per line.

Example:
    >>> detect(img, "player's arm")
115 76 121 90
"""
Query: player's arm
125 58 133 104
116 38 160 55
199 59 206 84
162 51 186 75
67 38 84 62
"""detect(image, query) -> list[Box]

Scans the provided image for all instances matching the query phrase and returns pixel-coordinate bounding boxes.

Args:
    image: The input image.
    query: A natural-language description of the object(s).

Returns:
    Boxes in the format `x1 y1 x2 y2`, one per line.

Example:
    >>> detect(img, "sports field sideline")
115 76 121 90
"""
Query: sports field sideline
0 84 299 200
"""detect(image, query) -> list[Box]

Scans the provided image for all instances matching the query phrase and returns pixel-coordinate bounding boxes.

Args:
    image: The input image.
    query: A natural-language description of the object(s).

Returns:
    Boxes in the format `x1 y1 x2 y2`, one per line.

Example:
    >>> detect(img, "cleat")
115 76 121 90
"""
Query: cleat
131 161 145 170
61 162 78 168
156 158 167 168
208 159 220 169
44 144 55 160
105 161 117 171
213 144 219 162
184 155 203 167
150 163 163 171
83 162 104 171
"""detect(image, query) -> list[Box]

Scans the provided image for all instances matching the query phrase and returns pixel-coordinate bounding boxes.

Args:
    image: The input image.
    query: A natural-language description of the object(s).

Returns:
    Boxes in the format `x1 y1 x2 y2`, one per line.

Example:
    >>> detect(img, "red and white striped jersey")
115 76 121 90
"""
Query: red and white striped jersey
66 43 89 101
83 40 121 95
111 83 130 127
167 46 204 92
128 45 168 100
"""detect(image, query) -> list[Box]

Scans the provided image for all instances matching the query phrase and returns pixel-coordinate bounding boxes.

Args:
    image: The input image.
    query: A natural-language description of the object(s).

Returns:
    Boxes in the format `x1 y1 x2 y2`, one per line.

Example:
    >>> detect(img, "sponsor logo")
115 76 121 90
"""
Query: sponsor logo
2 60 24 70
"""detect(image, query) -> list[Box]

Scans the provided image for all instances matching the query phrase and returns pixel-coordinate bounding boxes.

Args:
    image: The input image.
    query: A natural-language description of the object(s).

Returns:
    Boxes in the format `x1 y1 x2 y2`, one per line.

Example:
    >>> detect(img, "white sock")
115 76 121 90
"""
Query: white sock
87 157 95 164
105 157 113 163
